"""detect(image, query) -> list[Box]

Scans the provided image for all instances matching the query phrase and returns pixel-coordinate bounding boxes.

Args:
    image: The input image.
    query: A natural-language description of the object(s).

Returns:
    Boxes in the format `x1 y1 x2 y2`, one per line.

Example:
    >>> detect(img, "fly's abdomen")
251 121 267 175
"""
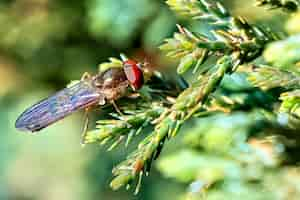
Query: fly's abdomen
15 81 101 132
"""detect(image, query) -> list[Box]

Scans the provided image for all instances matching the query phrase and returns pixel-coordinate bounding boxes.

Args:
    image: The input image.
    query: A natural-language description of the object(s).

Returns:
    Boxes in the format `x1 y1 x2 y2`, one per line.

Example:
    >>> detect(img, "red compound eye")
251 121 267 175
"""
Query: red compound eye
123 59 144 90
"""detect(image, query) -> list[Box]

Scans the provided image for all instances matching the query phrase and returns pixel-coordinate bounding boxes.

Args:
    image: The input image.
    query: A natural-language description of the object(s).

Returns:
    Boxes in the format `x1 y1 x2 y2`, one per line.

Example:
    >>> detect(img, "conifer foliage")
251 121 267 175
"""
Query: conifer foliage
83 0 300 197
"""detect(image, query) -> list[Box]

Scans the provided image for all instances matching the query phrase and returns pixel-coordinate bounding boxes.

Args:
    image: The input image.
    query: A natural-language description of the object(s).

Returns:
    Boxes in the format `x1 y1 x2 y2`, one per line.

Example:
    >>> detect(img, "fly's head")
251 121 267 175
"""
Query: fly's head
95 57 146 92
123 59 144 91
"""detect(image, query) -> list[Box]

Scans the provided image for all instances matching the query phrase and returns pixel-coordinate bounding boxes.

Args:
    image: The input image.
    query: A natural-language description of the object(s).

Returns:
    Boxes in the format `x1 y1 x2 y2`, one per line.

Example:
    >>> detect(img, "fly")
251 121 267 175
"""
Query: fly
15 57 144 135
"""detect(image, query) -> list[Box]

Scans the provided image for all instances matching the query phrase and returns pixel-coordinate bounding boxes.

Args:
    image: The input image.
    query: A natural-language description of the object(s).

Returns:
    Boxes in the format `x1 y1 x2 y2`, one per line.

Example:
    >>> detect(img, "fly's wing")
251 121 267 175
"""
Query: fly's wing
15 81 102 132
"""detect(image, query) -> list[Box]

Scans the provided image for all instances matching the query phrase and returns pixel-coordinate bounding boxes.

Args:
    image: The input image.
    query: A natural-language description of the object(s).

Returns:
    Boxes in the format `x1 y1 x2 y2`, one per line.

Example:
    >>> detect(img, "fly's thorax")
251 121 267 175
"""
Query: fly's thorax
92 68 129 101
93 68 127 88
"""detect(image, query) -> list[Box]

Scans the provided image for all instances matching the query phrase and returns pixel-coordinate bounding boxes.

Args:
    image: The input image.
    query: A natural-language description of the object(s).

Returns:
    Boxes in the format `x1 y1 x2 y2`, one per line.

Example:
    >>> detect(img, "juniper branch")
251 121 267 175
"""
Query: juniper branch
249 65 300 128
108 0 279 192
86 0 282 193
248 66 300 90
166 0 230 24
280 90 300 119
84 102 166 147
255 0 300 12
110 55 234 192
161 0 277 74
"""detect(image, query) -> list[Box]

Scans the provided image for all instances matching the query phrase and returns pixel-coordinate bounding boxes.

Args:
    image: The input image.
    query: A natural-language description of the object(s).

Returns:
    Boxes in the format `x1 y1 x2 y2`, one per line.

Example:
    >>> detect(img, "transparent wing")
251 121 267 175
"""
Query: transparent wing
15 81 101 132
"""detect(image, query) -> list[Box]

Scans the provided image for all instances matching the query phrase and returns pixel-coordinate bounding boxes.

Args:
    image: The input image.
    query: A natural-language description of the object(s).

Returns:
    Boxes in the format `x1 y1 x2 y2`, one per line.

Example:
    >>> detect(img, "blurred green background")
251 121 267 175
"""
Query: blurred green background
0 0 296 199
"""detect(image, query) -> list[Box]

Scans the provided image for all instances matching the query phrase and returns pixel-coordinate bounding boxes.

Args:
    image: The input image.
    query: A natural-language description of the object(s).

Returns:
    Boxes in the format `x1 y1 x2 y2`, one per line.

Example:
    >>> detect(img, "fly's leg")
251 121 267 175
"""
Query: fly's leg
111 100 124 116
127 93 140 99
80 108 90 145
111 100 132 128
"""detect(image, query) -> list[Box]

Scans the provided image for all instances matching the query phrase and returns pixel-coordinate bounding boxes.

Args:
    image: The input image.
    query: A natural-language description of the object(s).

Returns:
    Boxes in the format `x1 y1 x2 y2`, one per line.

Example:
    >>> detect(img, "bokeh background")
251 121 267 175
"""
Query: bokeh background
0 0 297 199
